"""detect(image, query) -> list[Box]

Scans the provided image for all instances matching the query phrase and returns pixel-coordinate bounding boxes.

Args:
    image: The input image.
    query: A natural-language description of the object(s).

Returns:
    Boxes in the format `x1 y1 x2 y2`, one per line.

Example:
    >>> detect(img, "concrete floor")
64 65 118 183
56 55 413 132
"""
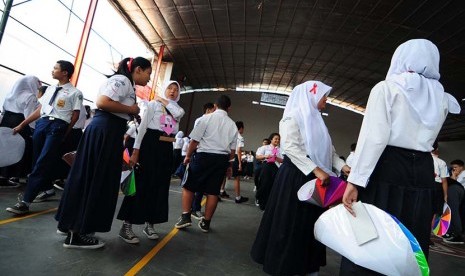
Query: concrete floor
0 178 464 275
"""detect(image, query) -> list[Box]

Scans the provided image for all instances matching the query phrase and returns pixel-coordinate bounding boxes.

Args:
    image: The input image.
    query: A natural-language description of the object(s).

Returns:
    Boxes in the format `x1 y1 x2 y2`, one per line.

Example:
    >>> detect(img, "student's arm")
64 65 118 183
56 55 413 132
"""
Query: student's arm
441 177 448 202
13 106 41 134
184 140 199 164
64 110 80 138
96 95 139 115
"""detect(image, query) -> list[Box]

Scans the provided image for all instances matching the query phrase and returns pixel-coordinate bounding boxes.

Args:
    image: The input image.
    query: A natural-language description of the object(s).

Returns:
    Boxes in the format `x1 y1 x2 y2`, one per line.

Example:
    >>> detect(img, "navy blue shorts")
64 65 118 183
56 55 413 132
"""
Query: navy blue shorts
183 152 229 195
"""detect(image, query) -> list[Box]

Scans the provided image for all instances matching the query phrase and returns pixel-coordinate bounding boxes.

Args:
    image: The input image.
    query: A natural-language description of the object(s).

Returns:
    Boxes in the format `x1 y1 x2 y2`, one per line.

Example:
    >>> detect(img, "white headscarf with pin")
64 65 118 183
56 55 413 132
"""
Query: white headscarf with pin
282 80 333 174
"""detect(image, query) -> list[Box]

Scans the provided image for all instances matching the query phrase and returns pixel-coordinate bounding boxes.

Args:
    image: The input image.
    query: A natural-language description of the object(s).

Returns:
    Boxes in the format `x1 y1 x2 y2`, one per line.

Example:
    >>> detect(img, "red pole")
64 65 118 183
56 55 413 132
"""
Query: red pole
71 0 99 86
149 45 165 100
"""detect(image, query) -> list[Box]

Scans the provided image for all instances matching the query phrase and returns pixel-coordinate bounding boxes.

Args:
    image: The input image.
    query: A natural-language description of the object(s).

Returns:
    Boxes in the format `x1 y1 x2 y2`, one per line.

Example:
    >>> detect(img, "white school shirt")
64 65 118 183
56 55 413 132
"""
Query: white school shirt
98 75 135 121
236 133 245 153
189 109 238 155
181 137 190 156
126 123 137 138
3 92 39 129
173 134 184 149
347 81 450 187
73 104 87 129
39 83 83 123
133 100 185 149
346 151 355 167
280 116 345 176
432 154 449 183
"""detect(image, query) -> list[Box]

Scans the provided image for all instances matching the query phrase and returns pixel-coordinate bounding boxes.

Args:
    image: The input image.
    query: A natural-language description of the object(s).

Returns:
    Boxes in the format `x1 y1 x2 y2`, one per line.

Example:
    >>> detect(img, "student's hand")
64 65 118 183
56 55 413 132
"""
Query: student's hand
129 152 139 168
183 156 191 165
238 165 242 171
444 195 448 203
12 124 24 135
342 182 358 217
313 167 329 186
341 165 351 176
129 104 140 115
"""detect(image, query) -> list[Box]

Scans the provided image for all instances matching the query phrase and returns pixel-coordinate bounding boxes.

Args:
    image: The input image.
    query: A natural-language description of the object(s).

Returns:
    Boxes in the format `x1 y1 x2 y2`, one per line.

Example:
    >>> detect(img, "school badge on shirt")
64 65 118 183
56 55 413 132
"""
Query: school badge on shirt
160 114 176 135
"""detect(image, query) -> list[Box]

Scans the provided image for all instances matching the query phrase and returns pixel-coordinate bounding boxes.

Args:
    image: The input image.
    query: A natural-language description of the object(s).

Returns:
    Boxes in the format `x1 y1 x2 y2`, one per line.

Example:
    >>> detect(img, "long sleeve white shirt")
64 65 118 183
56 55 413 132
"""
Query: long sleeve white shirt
280 116 345 176
347 81 450 187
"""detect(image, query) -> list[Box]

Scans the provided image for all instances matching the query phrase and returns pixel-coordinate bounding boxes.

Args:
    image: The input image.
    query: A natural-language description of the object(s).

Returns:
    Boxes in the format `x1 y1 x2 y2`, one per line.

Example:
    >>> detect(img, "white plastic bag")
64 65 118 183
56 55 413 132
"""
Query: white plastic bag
314 203 429 276
0 127 25 167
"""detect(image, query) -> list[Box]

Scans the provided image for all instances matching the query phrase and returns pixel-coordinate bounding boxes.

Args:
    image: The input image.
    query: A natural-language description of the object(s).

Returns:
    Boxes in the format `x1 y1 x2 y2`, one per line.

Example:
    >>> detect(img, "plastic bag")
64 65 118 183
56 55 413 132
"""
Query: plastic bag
314 203 429 276
0 127 25 167
120 169 136 196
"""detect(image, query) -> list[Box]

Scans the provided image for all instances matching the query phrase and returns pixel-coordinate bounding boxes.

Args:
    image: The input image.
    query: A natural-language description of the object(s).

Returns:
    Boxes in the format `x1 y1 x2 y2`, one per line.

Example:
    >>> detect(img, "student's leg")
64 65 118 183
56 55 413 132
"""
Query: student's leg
182 188 195 213
204 194 219 220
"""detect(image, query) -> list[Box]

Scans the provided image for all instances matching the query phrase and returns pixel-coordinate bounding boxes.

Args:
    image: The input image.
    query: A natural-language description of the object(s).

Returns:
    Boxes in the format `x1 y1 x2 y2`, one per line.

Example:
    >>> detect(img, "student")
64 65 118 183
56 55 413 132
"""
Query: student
342 39 461 273
55 57 151 249
253 138 270 197
172 131 185 174
345 143 356 167
6 61 83 214
443 159 465 244
117 80 185 244
175 95 238 233
255 132 283 210
0 75 41 188
124 120 138 156
251 81 349 275
191 102 215 220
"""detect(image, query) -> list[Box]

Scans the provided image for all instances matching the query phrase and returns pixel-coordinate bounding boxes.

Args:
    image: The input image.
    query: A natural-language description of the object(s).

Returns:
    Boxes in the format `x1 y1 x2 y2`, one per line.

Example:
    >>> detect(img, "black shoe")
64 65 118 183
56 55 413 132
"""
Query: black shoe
0 177 20 188
235 196 249 204
63 232 105 249
33 191 56 203
220 191 230 198
191 211 204 220
442 233 454 241
198 218 211 233
175 213 192 229
6 201 29 215
443 234 465 245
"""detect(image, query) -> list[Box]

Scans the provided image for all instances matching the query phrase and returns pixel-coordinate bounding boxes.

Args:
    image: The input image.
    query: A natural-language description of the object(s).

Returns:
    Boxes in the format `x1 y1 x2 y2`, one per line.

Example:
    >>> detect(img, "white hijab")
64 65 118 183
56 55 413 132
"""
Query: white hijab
282 81 333 174
3 75 40 109
161 80 181 102
386 39 460 129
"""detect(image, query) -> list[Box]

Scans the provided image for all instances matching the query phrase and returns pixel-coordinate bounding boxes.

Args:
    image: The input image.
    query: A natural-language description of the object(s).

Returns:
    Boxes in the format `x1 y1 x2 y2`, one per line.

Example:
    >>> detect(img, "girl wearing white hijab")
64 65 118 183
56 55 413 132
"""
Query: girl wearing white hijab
117 80 185 244
251 81 349 275
0 75 41 187
341 39 460 274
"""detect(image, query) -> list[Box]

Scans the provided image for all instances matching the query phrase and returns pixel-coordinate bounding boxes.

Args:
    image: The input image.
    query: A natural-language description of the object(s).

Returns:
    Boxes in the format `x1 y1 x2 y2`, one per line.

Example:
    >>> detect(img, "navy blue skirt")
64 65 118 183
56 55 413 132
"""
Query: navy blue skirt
56 110 127 233
251 156 326 275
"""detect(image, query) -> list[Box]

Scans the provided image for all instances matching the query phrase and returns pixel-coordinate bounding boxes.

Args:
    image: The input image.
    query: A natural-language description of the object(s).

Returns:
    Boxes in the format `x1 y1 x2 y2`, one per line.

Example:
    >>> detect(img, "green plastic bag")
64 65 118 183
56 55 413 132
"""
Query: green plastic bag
121 170 136 196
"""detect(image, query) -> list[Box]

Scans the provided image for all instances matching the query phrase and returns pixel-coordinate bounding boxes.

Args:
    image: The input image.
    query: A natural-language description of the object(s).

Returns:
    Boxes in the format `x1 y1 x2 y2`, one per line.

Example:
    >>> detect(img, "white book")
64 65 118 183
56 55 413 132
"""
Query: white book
346 201 379 245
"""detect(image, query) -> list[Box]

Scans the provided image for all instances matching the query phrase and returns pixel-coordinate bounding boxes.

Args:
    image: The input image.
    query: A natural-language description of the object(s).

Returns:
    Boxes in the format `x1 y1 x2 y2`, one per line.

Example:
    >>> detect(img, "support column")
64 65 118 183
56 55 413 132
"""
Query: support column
0 0 14 45
71 0 99 86
149 45 165 100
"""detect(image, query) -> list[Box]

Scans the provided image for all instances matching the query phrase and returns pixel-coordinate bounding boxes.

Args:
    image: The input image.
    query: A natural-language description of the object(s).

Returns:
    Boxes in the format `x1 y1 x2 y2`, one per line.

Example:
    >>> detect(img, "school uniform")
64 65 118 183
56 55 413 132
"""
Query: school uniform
124 122 137 155
23 82 83 203
0 75 40 180
251 81 346 275
172 131 184 174
253 145 267 189
56 75 133 233
117 82 185 225
232 133 244 177
255 144 283 210
182 109 237 195
341 40 461 275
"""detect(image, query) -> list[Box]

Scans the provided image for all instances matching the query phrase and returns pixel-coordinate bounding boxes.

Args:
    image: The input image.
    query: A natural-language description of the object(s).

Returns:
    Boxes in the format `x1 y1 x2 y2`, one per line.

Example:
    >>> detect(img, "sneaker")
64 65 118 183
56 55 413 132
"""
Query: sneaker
6 201 29 215
0 177 20 188
443 234 465 245
143 223 159 240
119 223 140 244
198 218 211 233
53 179 65 191
220 191 230 198
57 228 68 235
191 211 204 220
174 213 192 229
235 196 249 204
33 191 56 202
63 232 105 249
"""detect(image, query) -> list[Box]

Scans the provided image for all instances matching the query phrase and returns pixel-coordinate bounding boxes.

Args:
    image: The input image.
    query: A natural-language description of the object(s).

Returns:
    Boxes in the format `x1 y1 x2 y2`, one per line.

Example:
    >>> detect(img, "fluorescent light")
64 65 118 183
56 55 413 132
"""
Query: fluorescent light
321 112 329 116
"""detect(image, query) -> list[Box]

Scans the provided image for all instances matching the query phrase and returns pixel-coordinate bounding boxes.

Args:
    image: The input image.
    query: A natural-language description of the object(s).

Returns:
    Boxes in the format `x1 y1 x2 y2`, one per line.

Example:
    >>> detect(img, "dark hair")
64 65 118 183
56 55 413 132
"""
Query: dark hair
340 155 346 161
203 102 214 113
236 121 244 130
451 159 464 167
263 138 271 145
215 95 231 110
350 143 357 151
38 85 48 96
268 132 280 141
112 57 151 83
56 60 75 79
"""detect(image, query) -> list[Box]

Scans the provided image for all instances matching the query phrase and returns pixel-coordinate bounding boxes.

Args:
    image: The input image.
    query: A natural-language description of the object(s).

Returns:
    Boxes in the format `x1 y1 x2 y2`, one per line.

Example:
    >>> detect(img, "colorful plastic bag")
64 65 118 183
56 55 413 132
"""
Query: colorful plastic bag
120 169 136 196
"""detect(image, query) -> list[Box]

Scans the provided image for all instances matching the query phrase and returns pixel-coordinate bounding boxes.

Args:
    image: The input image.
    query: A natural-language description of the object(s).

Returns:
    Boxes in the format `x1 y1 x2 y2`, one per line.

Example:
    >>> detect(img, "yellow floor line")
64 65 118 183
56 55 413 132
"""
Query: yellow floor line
125 197 207 275
0 207 57 226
